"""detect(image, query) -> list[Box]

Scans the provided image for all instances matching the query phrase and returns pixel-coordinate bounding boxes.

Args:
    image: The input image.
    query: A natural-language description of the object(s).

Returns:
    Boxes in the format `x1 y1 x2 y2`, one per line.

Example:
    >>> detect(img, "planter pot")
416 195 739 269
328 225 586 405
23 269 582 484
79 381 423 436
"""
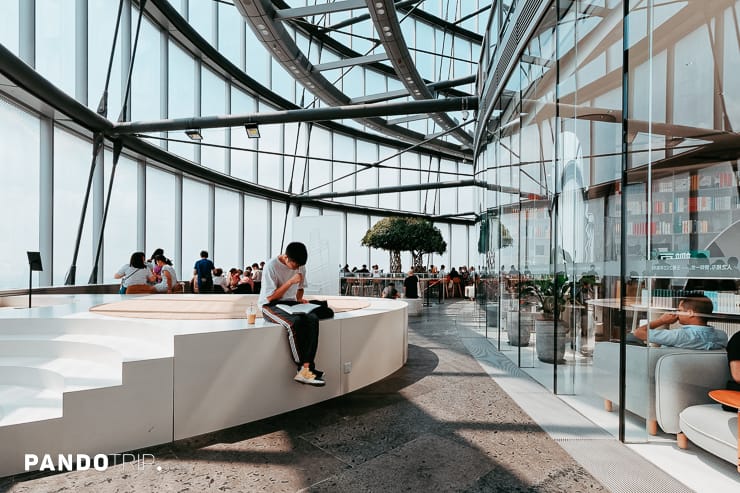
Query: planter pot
534 318 568 363
486 303 499 327
506 310 534 346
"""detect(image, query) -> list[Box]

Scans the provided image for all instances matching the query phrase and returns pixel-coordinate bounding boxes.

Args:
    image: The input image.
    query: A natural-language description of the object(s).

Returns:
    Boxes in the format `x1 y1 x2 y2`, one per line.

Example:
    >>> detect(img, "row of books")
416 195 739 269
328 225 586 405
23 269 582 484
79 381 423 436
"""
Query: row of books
701 291 740 315
676 219 712 234
628 196 736 215
640 289 706 308
640 289 740 314
652 171 738 193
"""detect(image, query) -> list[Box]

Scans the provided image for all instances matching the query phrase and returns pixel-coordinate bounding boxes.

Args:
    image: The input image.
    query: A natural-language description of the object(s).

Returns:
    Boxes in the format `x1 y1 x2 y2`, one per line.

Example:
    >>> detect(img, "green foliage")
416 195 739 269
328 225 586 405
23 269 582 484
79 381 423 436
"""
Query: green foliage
477 213 514 254
567 275 598 306
361 217 447 271
520 273 569 319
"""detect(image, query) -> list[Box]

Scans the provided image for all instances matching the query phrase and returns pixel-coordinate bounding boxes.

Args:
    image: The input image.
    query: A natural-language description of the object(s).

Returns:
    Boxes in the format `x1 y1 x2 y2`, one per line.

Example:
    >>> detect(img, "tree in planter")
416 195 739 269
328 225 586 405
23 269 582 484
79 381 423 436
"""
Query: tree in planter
520 273 569 320
361 217 446 273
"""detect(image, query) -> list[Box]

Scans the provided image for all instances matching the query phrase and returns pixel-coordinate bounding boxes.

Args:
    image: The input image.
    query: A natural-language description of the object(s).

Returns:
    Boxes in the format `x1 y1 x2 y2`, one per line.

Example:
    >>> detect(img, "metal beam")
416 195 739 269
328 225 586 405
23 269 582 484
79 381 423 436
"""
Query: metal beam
364 0 474 146
387 114 428 125
428 74 477 92
351 89 409 104
297 180 478 201
275 0 366 20
112 96 478 135
313 53 388 71
296 179 521 201
352 75 477 104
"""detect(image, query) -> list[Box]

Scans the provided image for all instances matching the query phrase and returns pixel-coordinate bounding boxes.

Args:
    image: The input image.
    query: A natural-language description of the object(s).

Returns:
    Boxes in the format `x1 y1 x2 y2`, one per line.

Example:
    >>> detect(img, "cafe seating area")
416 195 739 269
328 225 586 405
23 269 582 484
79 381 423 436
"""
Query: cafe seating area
339 272 478 301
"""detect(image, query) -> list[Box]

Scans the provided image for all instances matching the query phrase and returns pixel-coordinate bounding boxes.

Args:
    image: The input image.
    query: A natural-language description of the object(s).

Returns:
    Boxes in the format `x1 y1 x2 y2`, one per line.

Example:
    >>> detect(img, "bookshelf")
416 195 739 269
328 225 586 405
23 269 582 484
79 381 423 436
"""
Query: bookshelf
619 164 740 257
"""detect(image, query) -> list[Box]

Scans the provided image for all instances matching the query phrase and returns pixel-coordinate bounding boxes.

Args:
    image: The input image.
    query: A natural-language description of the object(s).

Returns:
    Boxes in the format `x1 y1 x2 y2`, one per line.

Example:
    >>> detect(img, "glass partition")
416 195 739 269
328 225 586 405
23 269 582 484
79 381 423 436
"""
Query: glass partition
478 0 740 443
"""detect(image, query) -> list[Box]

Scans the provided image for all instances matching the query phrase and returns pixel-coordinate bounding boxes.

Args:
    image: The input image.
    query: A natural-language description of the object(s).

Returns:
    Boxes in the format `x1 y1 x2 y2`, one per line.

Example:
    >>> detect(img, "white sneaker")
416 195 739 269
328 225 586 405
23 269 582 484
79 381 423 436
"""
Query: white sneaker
294 367 325 386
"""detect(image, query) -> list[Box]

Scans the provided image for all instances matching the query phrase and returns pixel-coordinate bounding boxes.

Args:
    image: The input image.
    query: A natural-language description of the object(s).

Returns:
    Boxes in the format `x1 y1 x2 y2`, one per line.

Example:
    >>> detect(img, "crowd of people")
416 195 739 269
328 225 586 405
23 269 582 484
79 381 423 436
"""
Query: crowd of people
115 249 480 299
339 263 480 300
114 248 266 295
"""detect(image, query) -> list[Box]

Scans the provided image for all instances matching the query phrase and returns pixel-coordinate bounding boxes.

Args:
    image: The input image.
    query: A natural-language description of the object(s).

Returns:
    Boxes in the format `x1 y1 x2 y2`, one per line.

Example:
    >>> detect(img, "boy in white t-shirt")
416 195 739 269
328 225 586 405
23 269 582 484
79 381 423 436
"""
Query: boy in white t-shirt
259 242 324 386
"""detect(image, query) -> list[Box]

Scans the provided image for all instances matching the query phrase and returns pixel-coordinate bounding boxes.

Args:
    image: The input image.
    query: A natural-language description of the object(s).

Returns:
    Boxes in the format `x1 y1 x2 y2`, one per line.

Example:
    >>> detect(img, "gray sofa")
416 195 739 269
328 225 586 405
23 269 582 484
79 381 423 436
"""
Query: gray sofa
592 342 729 435
678 404 738 467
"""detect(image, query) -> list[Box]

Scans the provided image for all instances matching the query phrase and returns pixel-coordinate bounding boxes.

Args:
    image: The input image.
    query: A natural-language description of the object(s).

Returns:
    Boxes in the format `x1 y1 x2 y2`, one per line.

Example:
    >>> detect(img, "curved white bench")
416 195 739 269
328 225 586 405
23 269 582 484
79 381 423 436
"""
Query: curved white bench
0 296 407 477
405 297 422 316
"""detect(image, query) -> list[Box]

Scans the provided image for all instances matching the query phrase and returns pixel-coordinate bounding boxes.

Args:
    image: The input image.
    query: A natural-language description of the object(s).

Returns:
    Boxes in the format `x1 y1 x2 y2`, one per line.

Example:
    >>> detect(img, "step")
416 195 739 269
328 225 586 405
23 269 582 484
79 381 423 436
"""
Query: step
0 367 64 427
0 340 122 392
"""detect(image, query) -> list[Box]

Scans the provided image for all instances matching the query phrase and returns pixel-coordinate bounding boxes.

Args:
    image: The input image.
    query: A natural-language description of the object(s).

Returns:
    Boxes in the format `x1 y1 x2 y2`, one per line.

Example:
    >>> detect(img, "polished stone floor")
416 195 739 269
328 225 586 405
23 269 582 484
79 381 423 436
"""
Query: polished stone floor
0 300 693 492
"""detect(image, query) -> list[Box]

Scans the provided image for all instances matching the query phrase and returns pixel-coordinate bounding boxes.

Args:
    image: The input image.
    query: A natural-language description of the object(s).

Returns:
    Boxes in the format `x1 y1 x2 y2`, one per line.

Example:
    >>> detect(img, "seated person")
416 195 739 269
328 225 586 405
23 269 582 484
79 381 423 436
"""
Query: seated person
403 270 419 299
114 251 155 294
212 268 231 293
228 268 241 290
233 271 254 294
724 331 740 411
153 255 178 293
630 296 728 350
381 285 399 299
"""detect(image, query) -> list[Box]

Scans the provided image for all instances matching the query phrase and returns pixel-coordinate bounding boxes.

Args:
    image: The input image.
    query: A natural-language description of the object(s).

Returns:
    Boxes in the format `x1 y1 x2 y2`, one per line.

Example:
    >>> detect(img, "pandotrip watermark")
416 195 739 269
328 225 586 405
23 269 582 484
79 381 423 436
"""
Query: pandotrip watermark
24 453 162 473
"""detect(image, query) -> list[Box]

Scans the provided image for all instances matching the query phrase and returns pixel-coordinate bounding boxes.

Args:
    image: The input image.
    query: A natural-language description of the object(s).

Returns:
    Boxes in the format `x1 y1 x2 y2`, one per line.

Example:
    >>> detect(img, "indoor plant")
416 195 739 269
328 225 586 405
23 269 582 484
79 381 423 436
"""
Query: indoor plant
520 274 569 363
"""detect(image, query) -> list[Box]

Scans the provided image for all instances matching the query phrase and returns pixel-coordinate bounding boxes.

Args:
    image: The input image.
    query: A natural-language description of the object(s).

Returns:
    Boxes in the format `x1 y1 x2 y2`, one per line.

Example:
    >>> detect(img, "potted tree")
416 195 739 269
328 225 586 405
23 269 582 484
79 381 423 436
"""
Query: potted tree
361 217 446 273
505 298 536 346
520 274 570 363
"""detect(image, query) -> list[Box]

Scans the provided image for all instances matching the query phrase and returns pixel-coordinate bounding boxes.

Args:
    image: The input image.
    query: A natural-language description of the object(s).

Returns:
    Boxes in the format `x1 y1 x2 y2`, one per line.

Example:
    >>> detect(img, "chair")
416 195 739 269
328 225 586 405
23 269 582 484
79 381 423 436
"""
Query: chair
125 284 155 294
450 277 463 298
370 278 384 297
344 277 356 296
442 276 451 298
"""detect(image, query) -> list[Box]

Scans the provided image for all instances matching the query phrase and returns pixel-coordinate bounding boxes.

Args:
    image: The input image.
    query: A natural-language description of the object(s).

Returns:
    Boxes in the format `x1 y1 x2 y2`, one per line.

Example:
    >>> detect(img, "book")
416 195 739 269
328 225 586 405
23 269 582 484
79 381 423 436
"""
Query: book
275 303 319 315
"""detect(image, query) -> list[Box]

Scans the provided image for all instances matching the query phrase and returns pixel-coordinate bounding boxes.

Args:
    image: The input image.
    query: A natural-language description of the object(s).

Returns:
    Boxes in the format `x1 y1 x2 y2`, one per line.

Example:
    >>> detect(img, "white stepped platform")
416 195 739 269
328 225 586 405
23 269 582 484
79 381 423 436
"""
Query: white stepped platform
0 367 64 426
0 340 123 392
0 295 408 477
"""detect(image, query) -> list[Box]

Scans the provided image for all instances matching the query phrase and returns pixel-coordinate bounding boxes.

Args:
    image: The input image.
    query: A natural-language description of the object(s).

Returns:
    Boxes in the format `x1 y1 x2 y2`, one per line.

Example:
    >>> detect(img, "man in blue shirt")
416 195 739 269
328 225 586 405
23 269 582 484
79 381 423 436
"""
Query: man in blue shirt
631 296 728 350
193 250 215 294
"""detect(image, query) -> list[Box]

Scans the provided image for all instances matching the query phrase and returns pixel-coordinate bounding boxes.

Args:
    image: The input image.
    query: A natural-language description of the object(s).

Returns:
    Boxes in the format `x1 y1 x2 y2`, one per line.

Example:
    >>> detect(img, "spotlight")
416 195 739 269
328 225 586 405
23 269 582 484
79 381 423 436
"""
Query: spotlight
244 123 261 139
185 129 202 141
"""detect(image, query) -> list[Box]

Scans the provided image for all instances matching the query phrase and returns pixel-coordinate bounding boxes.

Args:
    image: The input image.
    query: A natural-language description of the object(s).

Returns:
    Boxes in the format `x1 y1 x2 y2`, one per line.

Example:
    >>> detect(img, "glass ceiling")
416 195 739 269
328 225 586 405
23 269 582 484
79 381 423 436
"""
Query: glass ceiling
232 0 490 154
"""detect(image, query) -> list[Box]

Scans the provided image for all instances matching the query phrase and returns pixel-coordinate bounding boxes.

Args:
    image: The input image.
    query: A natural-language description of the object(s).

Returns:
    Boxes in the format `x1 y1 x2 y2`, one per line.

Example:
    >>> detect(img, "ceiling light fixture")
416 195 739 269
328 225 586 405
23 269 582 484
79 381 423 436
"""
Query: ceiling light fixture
185 129 202 141
244 123 260 139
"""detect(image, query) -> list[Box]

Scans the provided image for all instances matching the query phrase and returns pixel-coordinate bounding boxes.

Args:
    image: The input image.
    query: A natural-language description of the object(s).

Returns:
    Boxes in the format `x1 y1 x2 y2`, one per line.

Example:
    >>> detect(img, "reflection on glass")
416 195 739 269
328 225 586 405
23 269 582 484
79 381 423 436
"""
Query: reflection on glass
0 99 40 289
104 154 138 282
53 129 93 285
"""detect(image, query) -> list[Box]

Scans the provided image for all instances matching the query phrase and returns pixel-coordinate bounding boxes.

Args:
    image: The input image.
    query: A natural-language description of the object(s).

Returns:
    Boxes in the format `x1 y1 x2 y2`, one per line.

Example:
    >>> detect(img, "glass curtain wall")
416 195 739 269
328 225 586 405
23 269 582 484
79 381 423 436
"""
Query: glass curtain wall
478 0 740 442
0 0 482 291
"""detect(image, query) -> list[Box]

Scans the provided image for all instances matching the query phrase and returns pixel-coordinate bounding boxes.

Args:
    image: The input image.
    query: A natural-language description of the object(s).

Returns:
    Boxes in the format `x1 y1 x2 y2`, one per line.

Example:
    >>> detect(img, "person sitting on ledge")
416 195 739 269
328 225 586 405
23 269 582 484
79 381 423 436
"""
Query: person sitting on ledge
153 255 178 293
381 285 399 299
630 296 728 350
403 269 419 299
259 242 325 387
